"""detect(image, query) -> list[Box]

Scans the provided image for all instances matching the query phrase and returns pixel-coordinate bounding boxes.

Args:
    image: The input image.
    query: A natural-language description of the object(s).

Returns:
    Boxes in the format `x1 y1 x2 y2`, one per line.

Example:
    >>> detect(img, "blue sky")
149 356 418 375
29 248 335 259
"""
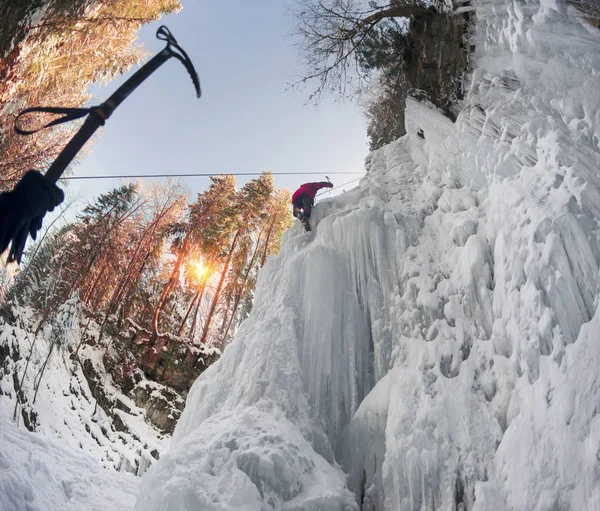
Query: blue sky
67 0 369 205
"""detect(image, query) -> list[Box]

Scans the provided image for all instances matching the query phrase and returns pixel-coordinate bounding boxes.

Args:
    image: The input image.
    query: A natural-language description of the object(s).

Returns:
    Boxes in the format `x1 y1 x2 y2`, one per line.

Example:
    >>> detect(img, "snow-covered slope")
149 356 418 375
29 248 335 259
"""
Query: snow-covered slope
136 1 600 510
0 420 138 511
0 310 169 473
0 309 169 511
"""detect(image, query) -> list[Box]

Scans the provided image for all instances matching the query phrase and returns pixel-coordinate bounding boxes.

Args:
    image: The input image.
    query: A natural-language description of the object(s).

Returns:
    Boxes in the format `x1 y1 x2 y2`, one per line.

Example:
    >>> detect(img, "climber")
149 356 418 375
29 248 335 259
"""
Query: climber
291 180 333 232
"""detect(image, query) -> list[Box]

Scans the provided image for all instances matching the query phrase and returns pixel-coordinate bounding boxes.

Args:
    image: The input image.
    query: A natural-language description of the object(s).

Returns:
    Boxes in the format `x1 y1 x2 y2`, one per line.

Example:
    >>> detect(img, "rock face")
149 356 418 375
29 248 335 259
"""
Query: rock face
0 327 38 430
132 329 221 392
132 382 185 435
404 12 472 120
1 306 220 472
368 11 472 150
81 354 184 436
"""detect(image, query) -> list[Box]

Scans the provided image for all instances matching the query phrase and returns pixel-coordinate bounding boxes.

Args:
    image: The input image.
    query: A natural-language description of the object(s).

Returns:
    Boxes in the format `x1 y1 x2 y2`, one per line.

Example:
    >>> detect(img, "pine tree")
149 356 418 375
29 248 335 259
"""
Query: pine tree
66 184 140 299
216 188 292 346
150 175 237 338
199 172 275 345
99 181 187 327
260 189 293 267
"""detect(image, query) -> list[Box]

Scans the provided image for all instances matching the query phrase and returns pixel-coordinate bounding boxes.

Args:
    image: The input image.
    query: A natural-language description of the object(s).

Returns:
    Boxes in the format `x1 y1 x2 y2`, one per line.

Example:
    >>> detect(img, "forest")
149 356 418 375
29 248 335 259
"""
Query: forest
0 0 291 441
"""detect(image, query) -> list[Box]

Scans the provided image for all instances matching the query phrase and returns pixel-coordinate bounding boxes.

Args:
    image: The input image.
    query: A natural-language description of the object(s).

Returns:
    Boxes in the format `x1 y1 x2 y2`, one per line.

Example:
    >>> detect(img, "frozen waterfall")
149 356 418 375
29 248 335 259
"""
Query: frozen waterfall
135 0 600 509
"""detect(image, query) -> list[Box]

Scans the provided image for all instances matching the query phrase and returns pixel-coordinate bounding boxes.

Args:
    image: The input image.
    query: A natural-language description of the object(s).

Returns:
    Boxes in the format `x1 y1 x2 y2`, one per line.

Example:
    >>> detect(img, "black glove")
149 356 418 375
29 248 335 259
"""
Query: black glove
0 170 64 264
324 181 333 188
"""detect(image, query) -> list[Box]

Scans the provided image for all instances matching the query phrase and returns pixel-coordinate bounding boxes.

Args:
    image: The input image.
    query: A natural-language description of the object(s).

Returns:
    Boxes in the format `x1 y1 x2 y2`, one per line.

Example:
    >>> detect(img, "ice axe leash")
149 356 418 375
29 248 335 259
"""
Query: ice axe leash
14 26 200 183
0 26 201 264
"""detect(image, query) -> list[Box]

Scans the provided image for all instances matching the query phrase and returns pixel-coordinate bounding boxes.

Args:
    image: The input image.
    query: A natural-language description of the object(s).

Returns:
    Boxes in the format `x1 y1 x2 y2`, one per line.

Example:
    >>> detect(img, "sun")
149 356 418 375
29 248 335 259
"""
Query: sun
189 258 209 282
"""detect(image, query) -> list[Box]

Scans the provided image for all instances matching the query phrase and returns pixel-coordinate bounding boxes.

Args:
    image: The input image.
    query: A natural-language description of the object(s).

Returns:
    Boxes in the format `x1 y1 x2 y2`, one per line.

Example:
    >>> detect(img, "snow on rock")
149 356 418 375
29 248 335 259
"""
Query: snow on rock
137 1 600 510
0 420 138 511
0 312 169 477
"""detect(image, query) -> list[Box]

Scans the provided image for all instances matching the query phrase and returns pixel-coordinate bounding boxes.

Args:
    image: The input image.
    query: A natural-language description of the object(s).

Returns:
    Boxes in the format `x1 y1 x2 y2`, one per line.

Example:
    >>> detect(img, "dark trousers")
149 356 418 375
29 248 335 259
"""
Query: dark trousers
292 194 313 220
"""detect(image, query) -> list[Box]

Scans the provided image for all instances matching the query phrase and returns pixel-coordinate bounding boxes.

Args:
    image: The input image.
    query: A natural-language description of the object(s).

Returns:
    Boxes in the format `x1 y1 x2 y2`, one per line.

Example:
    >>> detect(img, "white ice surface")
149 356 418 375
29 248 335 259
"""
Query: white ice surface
137 0 600 509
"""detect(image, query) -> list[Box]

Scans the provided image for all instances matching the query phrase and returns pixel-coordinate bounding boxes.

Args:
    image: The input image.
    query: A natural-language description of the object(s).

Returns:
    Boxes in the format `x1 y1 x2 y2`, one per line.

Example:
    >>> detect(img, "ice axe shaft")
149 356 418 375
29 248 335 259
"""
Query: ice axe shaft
14 25 201 184
1 26 200 264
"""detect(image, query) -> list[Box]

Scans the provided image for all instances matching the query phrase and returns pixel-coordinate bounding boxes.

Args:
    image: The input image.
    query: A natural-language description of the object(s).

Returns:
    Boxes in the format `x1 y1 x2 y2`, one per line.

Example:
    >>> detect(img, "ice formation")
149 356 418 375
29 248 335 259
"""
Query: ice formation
136 0 600 509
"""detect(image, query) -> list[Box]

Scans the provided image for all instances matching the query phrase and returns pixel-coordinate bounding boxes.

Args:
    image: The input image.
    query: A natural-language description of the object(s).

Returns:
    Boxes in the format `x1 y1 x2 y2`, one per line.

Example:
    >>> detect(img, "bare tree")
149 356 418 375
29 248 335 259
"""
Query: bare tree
292 0 424 99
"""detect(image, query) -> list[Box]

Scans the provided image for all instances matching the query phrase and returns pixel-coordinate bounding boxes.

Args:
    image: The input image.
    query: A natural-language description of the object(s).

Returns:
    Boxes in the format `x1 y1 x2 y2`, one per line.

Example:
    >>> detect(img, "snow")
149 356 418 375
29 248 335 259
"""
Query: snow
135 1 600 510
3 0 600 509
0 420 138 511
0 310 169 510
0 315 168 474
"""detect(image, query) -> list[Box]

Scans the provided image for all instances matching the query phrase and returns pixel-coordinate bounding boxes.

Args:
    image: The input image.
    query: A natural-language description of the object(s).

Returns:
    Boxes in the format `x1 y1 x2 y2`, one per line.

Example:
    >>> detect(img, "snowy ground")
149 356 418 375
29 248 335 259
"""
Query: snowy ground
0 310 169 467
0 420 138 511
135 0 600 510
0 307 168 511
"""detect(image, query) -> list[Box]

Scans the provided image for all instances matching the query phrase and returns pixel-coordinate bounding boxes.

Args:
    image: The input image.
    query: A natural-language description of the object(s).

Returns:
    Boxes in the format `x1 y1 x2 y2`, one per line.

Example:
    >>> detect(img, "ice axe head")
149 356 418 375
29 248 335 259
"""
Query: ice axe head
157 26 202 99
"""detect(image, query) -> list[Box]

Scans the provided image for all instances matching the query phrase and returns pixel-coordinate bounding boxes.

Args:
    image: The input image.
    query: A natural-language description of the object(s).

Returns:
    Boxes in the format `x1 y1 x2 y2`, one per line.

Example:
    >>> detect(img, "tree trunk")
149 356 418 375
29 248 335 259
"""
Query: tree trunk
260 213 278 267
68 200 141 297
199 229 242 345
110 235 151 307
151 200 217 339
188 293 203 341
0 0 43 83
110 200 176 308
115 249 153 326
361 5 423 27
83 260 109 304
20 199 71 281
220 276 247 344
151 236 190 337
176 285 205 337
221 220 270 342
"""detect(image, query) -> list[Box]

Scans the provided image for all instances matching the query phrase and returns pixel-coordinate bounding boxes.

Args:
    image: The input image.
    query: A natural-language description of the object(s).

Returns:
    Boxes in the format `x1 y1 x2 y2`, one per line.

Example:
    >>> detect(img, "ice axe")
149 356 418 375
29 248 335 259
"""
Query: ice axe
0 26 201 264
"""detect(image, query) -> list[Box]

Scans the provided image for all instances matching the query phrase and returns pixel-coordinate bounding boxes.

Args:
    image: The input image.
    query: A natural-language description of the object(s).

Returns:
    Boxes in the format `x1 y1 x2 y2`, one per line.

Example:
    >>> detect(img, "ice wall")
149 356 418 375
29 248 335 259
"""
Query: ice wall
136 0 600 509
134 167 405 509
340 0 600 508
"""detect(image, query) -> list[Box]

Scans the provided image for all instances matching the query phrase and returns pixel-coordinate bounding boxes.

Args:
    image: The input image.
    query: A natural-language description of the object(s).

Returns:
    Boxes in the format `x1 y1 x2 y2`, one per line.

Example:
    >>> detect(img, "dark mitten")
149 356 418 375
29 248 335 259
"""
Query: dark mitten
0 170 64 264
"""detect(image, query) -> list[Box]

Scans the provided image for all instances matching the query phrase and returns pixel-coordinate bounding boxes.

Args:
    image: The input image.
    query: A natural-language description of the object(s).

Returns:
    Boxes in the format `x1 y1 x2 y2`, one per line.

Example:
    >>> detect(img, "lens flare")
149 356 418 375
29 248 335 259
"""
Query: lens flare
189 259 209 282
